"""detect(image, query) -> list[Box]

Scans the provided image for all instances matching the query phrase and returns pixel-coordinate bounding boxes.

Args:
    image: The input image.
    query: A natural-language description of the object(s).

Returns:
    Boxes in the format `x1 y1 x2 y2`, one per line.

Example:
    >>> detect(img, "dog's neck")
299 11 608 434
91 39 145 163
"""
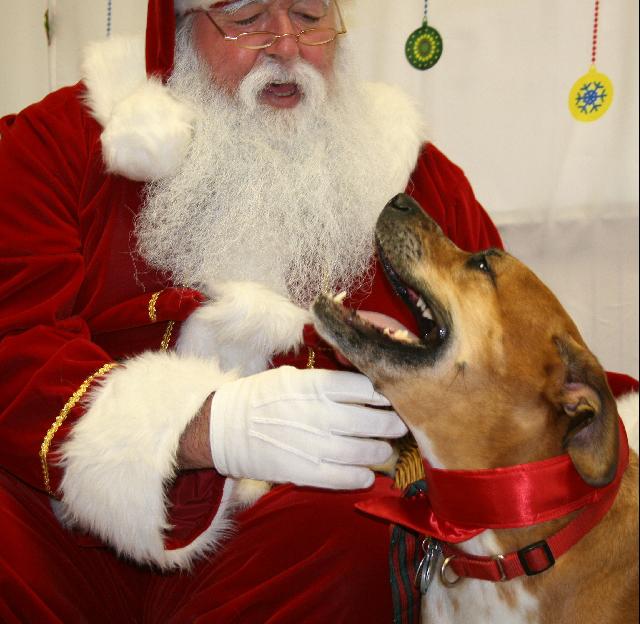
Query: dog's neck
385 377 570 473
360 419 629 579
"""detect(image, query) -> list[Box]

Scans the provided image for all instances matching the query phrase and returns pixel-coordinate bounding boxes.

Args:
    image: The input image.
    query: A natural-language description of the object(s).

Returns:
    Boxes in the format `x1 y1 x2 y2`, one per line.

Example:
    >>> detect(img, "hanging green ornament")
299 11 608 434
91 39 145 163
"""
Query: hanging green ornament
568 0 613 121
405 0 443 70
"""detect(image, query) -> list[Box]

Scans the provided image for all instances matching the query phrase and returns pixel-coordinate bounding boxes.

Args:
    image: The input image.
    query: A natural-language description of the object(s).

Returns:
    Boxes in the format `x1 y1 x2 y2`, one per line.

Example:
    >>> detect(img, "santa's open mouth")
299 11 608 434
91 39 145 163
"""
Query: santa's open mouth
263 82 300 98
312 241 450 366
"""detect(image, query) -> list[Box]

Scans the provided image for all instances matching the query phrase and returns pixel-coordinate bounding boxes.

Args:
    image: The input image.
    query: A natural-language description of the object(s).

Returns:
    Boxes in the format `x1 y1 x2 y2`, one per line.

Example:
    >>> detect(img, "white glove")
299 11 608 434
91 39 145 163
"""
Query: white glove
209 366 408 490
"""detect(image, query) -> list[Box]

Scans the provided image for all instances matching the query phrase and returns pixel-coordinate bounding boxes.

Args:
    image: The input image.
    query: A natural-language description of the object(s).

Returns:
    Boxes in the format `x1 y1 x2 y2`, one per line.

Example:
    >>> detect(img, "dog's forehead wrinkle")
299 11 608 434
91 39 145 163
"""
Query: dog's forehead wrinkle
446 285 506 375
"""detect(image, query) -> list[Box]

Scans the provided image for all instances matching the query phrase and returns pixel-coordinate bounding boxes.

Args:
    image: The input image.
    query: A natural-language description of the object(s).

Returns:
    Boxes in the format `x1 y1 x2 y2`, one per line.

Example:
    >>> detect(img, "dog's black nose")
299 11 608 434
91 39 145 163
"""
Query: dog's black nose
379 193 440 236
387 193 417 213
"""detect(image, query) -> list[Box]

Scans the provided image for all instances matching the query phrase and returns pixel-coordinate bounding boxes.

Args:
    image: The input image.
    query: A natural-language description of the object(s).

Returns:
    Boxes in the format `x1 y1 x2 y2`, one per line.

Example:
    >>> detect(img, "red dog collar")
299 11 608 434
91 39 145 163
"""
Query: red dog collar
358 419 630 581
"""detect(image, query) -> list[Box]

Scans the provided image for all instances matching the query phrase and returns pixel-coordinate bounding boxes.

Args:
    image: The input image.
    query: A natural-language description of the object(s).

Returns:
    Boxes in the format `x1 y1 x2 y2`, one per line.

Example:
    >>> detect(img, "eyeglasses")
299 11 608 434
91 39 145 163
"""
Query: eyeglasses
200 0 347 50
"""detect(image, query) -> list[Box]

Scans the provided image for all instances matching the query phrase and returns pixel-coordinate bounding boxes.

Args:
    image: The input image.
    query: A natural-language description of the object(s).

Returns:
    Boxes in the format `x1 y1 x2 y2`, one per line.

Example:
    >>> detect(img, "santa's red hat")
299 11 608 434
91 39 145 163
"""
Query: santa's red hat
147 1 221 82
145 0 177 82
146 1 231 82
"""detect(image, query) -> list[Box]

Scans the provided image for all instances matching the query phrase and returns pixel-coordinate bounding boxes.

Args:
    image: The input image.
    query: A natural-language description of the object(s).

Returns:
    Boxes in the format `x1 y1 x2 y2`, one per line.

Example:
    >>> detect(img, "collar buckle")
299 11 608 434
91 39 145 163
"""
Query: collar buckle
493 554 507 582
517 540 556 576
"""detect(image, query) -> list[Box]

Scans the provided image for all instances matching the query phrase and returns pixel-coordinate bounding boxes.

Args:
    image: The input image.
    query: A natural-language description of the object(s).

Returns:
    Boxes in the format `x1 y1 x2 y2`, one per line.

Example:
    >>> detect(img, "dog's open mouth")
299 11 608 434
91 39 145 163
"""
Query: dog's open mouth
376 242 449 349
313 241 450 368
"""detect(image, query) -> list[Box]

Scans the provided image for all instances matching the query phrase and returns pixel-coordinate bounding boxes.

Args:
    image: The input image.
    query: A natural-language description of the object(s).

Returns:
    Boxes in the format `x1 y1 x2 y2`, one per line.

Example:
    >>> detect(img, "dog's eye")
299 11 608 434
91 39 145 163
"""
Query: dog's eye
468 254 492 274
477 257 491 273
467 254 497 284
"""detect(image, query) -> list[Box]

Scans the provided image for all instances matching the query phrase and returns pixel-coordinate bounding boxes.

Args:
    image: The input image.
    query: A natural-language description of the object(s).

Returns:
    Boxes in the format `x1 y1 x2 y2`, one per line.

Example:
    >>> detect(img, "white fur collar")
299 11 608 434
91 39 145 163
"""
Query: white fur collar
81 35 425 183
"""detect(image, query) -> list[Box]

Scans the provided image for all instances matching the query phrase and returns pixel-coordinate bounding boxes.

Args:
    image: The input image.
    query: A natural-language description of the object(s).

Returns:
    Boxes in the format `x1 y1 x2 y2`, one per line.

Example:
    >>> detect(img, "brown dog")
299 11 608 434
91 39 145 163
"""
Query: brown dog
313 193 638 624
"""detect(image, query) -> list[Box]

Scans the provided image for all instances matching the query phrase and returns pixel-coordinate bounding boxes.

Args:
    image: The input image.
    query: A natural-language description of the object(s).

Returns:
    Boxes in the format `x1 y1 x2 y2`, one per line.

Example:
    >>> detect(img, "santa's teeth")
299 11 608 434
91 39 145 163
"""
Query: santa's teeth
383 327 393 337
333 291 347 304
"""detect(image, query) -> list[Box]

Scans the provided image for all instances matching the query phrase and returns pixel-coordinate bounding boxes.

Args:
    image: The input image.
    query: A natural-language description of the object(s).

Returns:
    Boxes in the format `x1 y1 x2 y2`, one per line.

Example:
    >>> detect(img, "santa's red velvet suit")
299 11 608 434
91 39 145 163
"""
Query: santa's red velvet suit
1 3 636 623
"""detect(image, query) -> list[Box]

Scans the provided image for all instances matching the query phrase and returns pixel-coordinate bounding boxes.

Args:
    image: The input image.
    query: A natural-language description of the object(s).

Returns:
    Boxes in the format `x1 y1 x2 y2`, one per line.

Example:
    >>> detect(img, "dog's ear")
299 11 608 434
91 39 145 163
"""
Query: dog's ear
552 335 619 487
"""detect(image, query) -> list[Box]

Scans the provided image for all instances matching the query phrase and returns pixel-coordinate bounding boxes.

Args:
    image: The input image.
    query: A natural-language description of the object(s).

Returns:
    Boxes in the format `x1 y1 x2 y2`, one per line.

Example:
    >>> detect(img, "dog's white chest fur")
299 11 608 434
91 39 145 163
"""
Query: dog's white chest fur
421 532 540 624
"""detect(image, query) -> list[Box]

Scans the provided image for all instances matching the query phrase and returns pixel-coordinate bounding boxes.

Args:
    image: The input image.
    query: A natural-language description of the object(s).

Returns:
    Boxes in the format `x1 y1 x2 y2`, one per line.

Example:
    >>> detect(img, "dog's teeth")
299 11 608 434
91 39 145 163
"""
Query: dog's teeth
333 291 347 304
422 308 434 321
382 327 414 343
417 298 426 311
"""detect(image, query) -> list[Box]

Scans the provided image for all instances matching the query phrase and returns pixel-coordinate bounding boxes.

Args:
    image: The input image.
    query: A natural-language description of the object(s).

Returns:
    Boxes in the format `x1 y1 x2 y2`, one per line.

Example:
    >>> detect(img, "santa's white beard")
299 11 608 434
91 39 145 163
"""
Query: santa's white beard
136 22 397 307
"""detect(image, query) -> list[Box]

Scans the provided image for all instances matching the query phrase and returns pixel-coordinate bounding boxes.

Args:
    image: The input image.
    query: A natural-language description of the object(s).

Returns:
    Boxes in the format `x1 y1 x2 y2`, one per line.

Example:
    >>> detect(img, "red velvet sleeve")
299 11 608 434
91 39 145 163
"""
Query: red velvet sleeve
0 88 204 497
0 87 107 495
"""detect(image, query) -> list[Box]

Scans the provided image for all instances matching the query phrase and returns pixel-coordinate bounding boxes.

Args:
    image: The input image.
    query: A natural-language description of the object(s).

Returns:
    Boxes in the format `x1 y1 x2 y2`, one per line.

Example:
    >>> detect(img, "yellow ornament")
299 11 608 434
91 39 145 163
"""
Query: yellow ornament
569 66 614 122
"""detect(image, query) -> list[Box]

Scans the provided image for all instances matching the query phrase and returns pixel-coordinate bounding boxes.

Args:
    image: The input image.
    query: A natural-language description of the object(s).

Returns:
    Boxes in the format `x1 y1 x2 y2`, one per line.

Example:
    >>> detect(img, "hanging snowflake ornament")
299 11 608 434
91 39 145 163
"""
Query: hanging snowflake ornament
406 0 443 71
569 0 613 122
569 67 613 121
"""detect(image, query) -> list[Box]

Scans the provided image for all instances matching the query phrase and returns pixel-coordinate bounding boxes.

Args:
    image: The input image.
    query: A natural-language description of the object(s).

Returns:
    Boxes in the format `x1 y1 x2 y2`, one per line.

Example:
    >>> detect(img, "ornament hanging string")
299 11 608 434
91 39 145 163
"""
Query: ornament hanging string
568 0 613 121
106 0 113 38
45 0 57 92
591 0 599 66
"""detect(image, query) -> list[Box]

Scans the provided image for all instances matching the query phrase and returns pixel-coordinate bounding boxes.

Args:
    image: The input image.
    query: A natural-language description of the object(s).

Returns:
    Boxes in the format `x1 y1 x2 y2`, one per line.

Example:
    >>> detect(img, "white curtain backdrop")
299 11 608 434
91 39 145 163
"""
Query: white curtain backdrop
1 0 638 378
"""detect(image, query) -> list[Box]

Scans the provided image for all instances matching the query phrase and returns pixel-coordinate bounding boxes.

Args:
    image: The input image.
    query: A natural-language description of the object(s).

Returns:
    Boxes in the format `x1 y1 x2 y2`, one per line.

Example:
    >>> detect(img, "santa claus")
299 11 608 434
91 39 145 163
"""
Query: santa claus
3 0 610 622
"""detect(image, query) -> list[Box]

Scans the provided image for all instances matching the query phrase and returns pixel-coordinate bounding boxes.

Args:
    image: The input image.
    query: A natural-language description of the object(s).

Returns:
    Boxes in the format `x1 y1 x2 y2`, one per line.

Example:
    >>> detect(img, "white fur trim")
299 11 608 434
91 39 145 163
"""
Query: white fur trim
82 36 146 128
176 281 311 375
230 478 273 508
175 0 214 12
174 1 340 13
101 77 195 181
58 351 237 569
363 81 426 192
82 36 195 182
617 391 639 454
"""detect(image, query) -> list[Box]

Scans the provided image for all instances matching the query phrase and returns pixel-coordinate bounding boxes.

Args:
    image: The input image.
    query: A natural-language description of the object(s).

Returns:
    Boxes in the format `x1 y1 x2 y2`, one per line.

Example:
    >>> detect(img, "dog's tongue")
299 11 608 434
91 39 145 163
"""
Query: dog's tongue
356 310 418 340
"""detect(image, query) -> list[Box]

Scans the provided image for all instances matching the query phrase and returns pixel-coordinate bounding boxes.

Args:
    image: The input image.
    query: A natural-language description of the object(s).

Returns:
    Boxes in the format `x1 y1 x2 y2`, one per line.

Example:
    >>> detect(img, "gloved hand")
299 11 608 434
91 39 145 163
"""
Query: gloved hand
209 366 408 489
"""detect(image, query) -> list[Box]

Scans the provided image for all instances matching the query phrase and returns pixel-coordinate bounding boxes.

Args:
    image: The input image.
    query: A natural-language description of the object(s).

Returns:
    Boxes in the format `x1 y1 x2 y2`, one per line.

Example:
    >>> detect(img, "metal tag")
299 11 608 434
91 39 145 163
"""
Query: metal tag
415 537 442 594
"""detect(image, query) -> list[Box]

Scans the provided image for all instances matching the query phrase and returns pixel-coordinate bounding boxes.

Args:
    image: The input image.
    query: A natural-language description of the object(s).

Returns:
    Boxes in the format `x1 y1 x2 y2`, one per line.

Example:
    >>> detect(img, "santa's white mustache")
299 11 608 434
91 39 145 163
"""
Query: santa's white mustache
237 57 328 110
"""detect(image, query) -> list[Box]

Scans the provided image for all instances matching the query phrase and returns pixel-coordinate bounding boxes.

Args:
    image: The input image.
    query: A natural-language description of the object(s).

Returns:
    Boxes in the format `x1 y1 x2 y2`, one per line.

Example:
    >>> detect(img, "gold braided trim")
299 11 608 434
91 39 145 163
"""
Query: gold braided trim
39 362 120 496
149 291 175 351
160 320 175 351
306 347 316 369
393 435 425 490
148 291 162 323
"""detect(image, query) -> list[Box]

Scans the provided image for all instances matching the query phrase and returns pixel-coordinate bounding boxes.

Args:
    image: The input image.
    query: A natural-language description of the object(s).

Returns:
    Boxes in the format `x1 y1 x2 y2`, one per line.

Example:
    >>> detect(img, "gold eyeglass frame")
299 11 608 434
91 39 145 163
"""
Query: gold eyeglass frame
200 0 347 50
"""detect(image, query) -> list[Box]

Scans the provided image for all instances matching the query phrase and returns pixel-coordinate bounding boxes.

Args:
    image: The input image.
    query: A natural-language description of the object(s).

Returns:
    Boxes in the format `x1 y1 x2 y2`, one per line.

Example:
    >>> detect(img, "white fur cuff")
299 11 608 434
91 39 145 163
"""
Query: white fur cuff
58 351 237 569
176 281 311 376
